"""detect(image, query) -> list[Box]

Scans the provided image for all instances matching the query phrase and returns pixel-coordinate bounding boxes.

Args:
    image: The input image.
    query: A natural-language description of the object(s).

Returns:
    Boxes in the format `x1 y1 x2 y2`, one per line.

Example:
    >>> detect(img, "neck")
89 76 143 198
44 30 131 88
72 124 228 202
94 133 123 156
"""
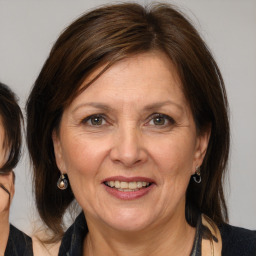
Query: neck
83 213 196 256
0 210 10 256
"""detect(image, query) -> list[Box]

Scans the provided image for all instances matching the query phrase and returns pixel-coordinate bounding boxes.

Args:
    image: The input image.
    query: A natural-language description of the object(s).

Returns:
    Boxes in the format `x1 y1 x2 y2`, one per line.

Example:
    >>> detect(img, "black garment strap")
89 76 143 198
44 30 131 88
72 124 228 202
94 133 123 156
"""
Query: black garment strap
5 225 33 256
190 216 202 256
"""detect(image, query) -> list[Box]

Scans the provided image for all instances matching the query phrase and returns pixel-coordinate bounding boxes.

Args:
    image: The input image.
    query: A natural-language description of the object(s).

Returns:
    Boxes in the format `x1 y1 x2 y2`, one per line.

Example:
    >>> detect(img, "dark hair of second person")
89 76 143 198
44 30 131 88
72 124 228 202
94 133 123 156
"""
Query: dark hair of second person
26 3 229 241
0 82 32 255
0 82 23 173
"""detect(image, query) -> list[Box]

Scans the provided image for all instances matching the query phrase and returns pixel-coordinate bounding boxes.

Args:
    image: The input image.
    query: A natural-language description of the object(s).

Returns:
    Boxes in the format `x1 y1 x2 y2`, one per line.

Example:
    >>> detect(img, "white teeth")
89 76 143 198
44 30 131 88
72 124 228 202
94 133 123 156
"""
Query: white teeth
115 181 120 188
120 182 128 189
129 182 137 189
105 181 150 190
137 182 143 188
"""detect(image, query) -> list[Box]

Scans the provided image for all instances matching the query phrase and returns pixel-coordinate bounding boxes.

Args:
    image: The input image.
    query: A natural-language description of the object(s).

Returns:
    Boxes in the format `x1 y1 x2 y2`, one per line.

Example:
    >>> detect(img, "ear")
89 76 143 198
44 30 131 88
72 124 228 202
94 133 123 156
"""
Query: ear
192 125 211 173
52 130 66 174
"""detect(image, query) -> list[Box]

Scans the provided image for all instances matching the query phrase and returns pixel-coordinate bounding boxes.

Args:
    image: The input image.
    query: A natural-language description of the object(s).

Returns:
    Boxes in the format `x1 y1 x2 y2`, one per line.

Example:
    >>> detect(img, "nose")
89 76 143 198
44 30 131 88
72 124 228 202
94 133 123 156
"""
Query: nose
109 124 147 167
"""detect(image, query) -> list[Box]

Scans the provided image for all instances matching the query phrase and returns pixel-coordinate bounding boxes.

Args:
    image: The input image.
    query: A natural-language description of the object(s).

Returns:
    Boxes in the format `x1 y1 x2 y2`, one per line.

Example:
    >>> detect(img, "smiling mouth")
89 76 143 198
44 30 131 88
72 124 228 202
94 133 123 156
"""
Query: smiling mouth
104 181 152 192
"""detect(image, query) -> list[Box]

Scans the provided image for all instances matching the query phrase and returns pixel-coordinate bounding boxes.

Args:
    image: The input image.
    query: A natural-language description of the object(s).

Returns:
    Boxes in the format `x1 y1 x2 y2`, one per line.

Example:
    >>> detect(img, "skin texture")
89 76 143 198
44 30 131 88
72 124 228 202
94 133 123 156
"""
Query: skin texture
53 51 210 256
0 119 8 168
0 120 14 256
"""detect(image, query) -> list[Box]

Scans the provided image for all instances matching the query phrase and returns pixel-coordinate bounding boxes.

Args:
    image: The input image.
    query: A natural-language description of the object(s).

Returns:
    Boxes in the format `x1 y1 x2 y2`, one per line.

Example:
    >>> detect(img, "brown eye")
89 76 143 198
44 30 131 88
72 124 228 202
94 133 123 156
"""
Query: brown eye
148 114 174 127
90 116 103 125
153 116 166 125
82 114 106 126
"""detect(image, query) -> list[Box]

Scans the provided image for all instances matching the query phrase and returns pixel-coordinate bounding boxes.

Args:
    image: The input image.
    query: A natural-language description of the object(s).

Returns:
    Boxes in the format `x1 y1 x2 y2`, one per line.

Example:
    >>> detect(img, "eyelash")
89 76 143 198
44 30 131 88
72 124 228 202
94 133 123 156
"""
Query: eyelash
80 113 175 127
81 114 107 126
147 113 175 127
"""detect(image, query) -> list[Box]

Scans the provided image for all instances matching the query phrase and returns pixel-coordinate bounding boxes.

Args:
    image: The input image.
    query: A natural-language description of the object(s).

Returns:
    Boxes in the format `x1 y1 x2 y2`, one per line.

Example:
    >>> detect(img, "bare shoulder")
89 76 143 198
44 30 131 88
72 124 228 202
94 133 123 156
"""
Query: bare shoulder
201 215 222 256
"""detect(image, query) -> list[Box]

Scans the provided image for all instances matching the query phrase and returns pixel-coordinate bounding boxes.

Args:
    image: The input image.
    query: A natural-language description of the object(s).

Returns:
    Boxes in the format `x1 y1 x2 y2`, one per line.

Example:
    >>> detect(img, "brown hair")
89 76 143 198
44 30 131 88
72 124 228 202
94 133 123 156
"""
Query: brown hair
26 3 229 240
0 82 23 173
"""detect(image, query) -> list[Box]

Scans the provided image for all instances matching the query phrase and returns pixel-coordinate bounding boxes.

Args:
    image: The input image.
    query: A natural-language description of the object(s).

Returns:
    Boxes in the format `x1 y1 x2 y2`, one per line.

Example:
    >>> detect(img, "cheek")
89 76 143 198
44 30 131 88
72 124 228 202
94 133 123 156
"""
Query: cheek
60 135 109 178
0 148 8 168
0 189 9 212
60 138 101 205
148 134 196 179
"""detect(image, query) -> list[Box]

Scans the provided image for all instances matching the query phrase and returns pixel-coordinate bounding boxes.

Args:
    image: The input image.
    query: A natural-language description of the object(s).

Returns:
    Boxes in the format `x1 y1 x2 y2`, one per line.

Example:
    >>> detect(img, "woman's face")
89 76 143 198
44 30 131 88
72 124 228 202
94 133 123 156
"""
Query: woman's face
0 119 7 167
0 117 5 168
53 51 209 232
0 119 14 213
0 172 13 213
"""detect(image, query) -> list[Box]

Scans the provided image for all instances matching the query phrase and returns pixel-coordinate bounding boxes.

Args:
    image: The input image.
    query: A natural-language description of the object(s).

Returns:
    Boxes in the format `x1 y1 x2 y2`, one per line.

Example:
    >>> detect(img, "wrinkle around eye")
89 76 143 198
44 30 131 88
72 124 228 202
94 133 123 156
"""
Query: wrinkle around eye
143 119 191 135
77 113 112 127
145 113 175 128
83 116 106 126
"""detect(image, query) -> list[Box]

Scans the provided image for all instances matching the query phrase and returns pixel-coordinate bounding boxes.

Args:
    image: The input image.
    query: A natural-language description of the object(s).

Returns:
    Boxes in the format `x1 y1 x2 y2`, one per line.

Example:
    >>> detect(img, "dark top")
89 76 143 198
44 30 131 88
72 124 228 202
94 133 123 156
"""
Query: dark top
190 215 202 256
219 224 256 256
4 224 33 256
58 212 256 256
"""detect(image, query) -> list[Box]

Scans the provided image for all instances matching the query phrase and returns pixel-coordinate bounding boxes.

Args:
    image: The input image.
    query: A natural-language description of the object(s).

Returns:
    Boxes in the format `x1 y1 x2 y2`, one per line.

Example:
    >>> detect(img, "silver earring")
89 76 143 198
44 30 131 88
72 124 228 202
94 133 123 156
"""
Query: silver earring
57 173 68 190
193 166 201 184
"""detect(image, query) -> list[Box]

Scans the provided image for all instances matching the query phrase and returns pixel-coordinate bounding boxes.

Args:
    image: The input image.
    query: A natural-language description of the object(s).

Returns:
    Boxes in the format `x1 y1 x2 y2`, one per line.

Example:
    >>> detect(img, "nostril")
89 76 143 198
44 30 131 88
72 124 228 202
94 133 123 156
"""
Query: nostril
109 130 147 167
110 145 147 167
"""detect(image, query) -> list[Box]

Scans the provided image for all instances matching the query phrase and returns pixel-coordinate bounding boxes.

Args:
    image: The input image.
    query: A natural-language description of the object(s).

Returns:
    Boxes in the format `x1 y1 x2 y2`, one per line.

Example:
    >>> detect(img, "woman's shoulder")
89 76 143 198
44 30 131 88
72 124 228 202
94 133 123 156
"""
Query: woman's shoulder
219 223 256 255
5 224 33 256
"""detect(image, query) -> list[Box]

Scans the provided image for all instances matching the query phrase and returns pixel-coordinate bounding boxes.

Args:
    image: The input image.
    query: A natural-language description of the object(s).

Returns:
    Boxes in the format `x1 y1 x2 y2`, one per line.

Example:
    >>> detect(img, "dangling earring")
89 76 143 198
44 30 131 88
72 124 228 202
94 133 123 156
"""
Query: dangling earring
57 173 68 190
193 166 201 184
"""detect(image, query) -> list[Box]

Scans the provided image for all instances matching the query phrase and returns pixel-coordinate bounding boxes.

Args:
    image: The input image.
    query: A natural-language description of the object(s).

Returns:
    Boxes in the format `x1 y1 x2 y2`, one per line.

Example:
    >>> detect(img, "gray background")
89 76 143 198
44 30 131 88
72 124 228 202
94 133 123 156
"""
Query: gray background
0 0 255 235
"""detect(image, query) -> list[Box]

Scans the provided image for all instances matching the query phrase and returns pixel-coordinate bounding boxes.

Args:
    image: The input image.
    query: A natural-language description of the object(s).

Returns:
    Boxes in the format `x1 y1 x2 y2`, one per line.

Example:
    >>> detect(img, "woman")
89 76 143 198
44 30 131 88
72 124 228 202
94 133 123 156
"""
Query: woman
0 82 32 255
26 3 256 256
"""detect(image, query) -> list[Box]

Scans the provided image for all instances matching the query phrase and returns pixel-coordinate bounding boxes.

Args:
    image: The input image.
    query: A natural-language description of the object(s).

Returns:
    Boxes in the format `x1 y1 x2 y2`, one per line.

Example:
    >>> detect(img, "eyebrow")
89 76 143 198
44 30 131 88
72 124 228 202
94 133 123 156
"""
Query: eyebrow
143 100 184 112
72 100 184 113
72 103 113 113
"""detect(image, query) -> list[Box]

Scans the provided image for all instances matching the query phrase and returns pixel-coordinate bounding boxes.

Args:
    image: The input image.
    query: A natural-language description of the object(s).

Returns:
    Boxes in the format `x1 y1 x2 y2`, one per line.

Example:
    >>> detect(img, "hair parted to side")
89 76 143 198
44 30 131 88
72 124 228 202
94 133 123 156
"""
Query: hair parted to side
0 82 23 173
26 3 229 240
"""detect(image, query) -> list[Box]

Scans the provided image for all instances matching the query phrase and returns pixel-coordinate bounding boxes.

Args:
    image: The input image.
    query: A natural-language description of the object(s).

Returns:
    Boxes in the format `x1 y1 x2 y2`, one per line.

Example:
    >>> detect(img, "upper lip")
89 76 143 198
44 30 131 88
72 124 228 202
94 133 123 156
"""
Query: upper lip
102 176 155 183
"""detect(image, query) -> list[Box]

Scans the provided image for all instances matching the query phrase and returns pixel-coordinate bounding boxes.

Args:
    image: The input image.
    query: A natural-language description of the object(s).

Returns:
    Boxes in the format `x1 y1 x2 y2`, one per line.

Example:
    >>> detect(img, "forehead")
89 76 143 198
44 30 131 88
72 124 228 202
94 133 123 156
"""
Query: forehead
69 51 186 110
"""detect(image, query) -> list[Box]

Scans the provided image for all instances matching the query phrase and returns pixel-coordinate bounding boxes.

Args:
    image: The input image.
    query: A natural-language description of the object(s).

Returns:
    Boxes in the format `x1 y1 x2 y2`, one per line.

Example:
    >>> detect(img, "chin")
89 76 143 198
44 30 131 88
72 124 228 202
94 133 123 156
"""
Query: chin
101 208 155 232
